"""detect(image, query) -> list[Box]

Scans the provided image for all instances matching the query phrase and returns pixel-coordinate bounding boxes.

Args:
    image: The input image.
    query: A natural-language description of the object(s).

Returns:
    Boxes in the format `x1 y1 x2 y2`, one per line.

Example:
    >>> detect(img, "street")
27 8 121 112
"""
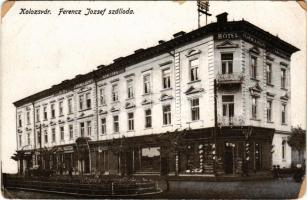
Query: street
2 177 303 199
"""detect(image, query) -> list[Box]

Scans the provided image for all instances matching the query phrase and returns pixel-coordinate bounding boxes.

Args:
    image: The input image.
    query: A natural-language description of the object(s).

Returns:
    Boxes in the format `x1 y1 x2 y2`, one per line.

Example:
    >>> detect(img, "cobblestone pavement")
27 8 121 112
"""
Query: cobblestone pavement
2 177 303 199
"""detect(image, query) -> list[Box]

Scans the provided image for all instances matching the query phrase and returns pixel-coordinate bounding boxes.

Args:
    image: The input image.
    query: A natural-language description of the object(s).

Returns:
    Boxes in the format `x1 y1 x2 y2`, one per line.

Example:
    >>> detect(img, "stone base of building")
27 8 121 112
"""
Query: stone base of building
15 126 276 177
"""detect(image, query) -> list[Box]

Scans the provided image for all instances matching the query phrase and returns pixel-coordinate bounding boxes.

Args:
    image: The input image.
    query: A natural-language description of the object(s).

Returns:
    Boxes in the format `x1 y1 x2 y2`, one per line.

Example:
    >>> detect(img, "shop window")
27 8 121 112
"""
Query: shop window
191 98 200 121
145 109 152 128
190 59 199 81
134 147 161 172
221 53 233 74
163 105 171 125
128 112 134 131
162 68 171 89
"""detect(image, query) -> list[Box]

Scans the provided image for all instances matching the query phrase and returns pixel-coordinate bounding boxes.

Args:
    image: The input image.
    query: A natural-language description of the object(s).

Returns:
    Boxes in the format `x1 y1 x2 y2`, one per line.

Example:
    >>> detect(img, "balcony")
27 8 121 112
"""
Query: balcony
217 115 245 127
217 73 243 86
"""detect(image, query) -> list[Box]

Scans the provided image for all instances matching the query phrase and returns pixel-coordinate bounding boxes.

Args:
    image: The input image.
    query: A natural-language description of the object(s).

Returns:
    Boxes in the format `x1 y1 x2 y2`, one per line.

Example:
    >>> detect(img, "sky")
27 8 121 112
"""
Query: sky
1 1 306 173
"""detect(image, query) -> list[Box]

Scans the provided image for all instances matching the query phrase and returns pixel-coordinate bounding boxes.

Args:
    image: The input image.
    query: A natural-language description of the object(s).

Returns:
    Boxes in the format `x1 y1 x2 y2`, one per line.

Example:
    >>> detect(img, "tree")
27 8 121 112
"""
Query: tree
288 126 306 164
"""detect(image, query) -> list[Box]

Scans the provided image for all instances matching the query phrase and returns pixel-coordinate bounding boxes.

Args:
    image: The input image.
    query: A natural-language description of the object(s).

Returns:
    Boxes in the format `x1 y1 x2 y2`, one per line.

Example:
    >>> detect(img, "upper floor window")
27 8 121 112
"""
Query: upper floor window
59 101 64 116
162 68 171 89
69 125 73 140
101 118 106 135
222 95 234 124
68 98 73 114
190 59 199 81
267 100 273 122
19 135 22 147
128 112 134 131
282 140 286 160
52 128 56 143
79 95 84 110
36 108 40 122
143 74 151 94
51 104 55 118
112 84 119 102
99 87 106 105
281 68 286 89
251 96 258 119
43 106 47 120
37 131 41 145
145 109 152 128
27 133 30 145
86 93 91 109
163 105 171 125
87 121 92 136
266 63 272 85
44 130 48 144
281 104 287 124
18 114 22 127
250 56 257 79
26 111 30 125
127 79 134 99
60 126 64 141
191 98 200 121
113 115 119 133
221 53 233 74
80 122 85 137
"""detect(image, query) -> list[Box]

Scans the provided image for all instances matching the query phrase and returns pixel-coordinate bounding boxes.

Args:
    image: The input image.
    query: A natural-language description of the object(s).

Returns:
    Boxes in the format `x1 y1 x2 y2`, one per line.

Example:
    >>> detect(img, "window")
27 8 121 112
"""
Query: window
19 135 22 147
282 140 286 160
251 97 258 119
101 118 106 135
43 106 47 120
26 111 30 124
250 56 257 79
27 133 30 145
44 130 48 144
281 68 286 88
87 121 91 136
79 95 84 110
222 96 234 124
18 114 22 127
86 93 91 109
266 100 273 122
37 131 41 145
69 125 73 140
60 126 64 141
143 75 151 94
80 122 85 137
281 104 286 124
51 104 55 118
113 115 119 133
128 112 134 131
112 84 119 102
190 59 199 81
127 79 134 99
191 98 200 121
68 98 73 114
266 63 272 85
221 53 233 74
59 101 64 116
99 88 106 105
145 109 152 128
51 128 56 143
163 105 171 125
162 68 171 89
36 109 40 122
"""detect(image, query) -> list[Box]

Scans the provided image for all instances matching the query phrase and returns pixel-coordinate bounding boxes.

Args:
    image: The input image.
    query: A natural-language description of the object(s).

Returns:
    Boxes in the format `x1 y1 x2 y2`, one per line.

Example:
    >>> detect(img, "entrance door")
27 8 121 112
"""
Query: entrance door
224 146 234 174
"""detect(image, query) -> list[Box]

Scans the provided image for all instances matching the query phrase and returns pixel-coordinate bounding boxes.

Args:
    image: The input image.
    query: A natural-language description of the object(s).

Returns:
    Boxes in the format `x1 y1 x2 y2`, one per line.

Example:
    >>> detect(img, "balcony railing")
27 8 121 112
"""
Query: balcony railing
217 73 243 85
217 115 245 127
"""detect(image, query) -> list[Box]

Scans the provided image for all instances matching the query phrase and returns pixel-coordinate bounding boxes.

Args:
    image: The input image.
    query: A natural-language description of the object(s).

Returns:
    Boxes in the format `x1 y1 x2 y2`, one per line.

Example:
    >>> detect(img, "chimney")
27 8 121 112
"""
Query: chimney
216 12 228 23
173 31 186 38
158 40 165 44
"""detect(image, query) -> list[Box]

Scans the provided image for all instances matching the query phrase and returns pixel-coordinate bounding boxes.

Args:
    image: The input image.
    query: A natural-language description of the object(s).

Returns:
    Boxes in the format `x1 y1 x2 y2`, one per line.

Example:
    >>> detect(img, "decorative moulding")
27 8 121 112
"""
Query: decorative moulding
216 40 239 49
280 61 288 67
124 73 135 78
141 99 153 105
280 92 289 101
110 78 120 83
185 86 205 95
99 109 108 115
125 102 135 109
266 54 274 61
159 60 173 67
249 83 262 96
185 49 201 57
266 92 275 97
249 46 260 55
110 106 120 112
160 94 173 101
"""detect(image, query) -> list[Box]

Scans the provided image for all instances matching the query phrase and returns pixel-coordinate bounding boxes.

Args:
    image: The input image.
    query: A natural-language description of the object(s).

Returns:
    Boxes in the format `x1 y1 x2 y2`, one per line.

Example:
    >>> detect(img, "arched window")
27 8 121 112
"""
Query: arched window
282 140 286 160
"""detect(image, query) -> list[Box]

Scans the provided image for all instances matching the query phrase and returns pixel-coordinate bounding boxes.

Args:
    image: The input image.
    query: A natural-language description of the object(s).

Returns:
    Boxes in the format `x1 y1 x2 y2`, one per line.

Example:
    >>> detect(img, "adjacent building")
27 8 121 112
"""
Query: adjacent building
13 13 299 176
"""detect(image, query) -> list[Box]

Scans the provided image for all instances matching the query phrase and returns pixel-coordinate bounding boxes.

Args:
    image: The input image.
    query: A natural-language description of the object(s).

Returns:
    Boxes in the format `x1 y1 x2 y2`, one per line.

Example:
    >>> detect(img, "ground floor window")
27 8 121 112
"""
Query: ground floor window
134 147 161 172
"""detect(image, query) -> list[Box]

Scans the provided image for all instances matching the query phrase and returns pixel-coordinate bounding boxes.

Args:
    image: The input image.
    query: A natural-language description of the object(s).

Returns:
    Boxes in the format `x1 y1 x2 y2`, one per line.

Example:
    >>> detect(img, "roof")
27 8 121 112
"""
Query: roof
13 18 299 107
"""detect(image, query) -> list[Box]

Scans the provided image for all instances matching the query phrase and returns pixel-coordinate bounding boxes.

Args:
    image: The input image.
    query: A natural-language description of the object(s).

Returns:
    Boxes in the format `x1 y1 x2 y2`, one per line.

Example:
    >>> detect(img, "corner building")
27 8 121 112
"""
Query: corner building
14 13 299 176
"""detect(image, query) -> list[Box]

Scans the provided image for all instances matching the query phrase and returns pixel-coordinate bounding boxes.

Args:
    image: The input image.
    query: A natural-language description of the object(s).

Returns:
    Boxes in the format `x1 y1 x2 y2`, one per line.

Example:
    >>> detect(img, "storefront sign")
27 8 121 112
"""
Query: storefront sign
63 146 74 152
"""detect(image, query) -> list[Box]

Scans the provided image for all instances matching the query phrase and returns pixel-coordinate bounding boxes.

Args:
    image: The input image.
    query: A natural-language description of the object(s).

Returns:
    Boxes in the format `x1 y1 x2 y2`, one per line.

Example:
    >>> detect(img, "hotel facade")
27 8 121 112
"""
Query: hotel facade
13 13 299 176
